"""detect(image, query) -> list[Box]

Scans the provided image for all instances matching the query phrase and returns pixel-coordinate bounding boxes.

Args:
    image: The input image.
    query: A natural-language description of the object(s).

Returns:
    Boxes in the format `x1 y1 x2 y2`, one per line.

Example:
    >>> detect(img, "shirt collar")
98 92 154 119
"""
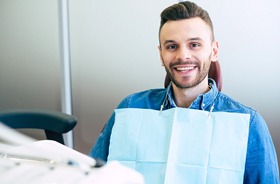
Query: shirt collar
165 78 219 110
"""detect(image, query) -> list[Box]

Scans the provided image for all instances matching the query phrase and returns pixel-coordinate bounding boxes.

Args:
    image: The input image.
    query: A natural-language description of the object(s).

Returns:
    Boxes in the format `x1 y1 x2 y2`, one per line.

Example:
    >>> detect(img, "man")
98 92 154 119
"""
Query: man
90 1 279 183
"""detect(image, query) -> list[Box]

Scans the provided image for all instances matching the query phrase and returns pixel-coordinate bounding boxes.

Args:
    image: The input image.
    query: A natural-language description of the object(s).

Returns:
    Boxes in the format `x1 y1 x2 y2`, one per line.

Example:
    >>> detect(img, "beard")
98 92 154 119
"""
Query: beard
165 56 212 89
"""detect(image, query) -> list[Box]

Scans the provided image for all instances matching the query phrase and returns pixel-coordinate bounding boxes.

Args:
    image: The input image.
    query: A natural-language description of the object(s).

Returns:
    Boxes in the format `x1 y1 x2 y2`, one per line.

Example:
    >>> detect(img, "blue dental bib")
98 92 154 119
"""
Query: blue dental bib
108 108 250 184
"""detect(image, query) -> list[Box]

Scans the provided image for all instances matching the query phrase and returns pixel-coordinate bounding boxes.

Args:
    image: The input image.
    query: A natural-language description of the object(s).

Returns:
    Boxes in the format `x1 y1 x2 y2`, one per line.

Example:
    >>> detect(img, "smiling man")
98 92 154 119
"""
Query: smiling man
90 1 279 183
159 16 218 108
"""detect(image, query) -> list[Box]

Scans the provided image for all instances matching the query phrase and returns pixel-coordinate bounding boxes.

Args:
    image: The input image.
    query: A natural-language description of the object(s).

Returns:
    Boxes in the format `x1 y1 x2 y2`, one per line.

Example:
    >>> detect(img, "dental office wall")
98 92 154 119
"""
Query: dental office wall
1 0 280 166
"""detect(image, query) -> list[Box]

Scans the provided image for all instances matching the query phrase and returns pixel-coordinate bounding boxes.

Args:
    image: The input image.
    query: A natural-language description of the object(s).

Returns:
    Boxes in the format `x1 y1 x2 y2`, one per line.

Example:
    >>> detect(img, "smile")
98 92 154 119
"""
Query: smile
175 66 196 71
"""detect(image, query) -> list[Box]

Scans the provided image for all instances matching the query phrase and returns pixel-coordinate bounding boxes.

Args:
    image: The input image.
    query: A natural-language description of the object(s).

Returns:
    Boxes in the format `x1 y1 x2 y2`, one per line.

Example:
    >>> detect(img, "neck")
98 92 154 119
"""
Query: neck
172 80 210 108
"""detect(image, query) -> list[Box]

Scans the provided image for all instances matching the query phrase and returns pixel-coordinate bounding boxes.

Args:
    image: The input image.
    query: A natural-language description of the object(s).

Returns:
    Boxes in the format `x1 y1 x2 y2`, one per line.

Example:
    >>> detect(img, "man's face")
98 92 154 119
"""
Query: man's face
159 17 218 89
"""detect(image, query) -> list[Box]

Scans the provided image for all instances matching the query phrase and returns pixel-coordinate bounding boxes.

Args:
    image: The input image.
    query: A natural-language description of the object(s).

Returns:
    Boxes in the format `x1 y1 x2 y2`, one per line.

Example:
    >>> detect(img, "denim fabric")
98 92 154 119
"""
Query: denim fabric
89 79 280 183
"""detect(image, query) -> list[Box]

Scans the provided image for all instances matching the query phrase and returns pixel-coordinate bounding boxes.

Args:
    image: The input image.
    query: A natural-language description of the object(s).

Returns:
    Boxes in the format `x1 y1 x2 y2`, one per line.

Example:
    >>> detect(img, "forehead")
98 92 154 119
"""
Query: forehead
159 17 213 43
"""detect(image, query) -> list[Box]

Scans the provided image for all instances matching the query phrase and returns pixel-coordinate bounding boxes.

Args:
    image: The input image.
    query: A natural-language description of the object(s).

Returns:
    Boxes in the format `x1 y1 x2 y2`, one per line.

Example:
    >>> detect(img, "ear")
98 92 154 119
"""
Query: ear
158 45 164 66
158 45 162 55
211 40 219 62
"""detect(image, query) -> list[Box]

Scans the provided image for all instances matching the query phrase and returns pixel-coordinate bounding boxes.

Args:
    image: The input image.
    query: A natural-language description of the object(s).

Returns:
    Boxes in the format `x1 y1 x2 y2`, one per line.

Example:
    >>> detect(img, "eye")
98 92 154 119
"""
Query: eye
190 43 200 48
166 45 178 50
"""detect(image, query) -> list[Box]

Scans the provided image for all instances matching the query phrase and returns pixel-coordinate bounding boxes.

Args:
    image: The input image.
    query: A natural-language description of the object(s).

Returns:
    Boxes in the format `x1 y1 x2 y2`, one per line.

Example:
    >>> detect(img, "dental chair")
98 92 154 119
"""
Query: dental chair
0 109 77 145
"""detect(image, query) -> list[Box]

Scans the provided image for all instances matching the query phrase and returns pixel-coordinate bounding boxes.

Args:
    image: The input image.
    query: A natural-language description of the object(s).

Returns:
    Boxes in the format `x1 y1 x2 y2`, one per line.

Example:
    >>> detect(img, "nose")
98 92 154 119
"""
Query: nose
175 46 192 61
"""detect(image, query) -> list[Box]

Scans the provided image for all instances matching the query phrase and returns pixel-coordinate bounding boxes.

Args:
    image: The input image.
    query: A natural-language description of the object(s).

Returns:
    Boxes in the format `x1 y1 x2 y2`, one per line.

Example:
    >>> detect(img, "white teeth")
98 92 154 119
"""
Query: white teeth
176 67 194 71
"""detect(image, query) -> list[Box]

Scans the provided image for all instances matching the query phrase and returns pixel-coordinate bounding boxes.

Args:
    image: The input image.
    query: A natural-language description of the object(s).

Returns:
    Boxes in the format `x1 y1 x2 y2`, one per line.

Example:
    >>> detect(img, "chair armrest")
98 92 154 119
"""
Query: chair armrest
0 109 77 134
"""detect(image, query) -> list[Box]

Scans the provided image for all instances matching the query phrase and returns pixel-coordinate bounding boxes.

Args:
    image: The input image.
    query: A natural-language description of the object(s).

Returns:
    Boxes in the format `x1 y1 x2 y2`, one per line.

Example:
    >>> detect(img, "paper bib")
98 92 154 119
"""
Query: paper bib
108 108 250 184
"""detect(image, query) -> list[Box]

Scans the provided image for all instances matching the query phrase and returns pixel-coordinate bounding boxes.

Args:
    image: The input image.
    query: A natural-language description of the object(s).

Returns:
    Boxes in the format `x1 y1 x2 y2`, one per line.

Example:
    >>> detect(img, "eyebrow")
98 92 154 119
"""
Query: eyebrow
163 40 176 45
163 37 203 45
189 37 203 41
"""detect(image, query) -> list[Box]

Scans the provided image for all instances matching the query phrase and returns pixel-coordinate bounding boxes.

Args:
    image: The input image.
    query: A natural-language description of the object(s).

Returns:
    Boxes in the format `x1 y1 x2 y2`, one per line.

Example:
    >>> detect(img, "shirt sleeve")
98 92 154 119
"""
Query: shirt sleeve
89 97 130 161
89 112 115 162
243 111 280 183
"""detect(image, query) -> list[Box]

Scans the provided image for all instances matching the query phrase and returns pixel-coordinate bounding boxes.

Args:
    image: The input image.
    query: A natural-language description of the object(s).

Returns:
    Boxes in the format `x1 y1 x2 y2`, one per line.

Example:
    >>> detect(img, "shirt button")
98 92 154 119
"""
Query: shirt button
202 103 205 107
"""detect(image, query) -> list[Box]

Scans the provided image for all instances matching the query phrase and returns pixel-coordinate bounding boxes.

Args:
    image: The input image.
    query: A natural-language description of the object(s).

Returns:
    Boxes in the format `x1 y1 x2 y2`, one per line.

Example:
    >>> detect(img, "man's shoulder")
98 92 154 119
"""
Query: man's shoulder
215 92 257 115
118 88 167 109
127 88 166 98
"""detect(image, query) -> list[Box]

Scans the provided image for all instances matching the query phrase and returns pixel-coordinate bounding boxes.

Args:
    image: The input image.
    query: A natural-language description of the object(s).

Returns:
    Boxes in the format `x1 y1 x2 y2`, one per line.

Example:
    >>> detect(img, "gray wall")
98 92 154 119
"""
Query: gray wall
1 0 279 167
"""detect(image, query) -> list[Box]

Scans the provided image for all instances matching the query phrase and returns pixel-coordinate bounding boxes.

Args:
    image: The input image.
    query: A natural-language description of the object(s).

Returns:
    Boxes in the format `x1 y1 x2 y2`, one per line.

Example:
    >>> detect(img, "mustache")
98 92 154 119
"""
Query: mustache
169 61 198 68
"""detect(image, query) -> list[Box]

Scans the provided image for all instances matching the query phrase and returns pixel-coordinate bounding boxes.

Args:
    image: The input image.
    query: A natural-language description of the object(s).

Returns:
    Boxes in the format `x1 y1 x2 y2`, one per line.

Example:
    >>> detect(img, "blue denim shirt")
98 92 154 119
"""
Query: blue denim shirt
90 79 279 183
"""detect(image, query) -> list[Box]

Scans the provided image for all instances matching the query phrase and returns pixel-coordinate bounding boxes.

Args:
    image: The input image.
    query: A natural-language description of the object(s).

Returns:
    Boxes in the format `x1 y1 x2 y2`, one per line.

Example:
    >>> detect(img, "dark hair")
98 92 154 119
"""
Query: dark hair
159 1 214 40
